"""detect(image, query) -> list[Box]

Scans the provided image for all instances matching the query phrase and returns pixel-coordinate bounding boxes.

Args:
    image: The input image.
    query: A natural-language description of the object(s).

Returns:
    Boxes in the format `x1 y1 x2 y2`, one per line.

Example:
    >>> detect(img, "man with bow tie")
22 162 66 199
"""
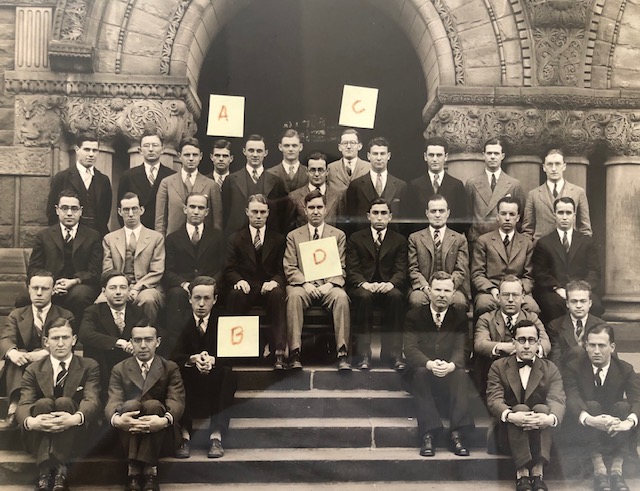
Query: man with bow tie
487 320 566 491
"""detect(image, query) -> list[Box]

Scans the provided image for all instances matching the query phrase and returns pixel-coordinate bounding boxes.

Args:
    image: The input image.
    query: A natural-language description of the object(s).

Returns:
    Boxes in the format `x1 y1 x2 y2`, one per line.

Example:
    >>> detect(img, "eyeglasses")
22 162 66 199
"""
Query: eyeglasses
308 168 326 174
57 205 81 213
515 337 539 345
141 143 161 149
340 141 359 147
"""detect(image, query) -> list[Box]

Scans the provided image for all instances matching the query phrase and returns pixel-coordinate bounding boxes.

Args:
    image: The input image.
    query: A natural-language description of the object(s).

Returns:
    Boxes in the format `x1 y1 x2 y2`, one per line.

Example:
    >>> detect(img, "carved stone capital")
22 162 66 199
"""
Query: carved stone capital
48 40 94 73
15 95 65 147
48 0 94 73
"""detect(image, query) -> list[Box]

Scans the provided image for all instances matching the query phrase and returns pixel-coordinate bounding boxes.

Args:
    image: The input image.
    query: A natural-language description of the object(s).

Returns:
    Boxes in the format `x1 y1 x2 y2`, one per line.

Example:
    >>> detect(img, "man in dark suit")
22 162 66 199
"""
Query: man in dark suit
404 271 474 458
46 133 112 237
224 195 287 370
79 271 147 400
171 276 236 460
267 129 308 193
0 270 74 428
28 190 102 322
347 198 407 370
106 324 185 491
533 196 603 323
16 317 101 491
345 136 406 231
564 324 640 491
406 137 466 234
118 132 175 229
487 320 566 491
209 139 233 191
326 128 370 198
221 134 288 234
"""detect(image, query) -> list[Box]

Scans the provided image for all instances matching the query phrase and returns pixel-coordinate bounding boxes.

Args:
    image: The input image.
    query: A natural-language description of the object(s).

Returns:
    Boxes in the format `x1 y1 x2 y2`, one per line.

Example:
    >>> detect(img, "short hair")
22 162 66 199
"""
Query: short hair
586 323 615 344
544 147 564 159
483 137 508 154
340 128 360 142
28 269 55 284
44 316 73 336
247 194 268 207
178 137 201 153
281 129 300 141
554 196 576 212
513 319 539 338
424 137 449 154
368 197 390 212
307 151 327 164
426 194 449 210
57 189 81 205
188 275 217 295
101 270 129 288
185 192 209 208
368 136 390 152
430 271 453 283
75 133 98 147
304 189 326 205
119 192 140 207
211 139 231 151
566 280 592 299
499 275 523 291
245 134 265 146
130 324 159 336
139 131 163 146
497 196 521 214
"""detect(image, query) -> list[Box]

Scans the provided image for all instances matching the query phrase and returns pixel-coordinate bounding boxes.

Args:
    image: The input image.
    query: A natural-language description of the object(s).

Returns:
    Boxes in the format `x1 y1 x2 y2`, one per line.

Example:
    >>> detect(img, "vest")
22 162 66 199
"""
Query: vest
60 238 75 279
80 180 97 221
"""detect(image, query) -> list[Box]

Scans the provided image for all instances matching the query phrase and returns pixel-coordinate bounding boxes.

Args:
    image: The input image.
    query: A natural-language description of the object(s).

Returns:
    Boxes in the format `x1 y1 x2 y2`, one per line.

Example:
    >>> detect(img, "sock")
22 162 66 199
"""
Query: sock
516 467 530 479
531 462 543 477
591 453 607 475
210 430 222 441
611 455 624 475
181 429 190 440
143 465 158 476
127 461 142 476
56 464 68 477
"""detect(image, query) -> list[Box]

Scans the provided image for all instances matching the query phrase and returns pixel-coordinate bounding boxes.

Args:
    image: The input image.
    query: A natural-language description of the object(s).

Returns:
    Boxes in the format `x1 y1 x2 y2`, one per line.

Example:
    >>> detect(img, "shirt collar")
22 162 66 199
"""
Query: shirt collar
213 170 229 179
428 170 444 182
516 356 536 365
136 356 154 371
557 228 574 241
181 168 197 182
485 168 502 181
370 169 388 179
193 313 211 332
429 225 447 238
76 162 94 176
570 314 588 325
501 311 520 323
246 164 264 176
144 162 159 172
110 306 126 318
593 362 610 376
32 303 52 318
282 161 300 172
546 179 565 193
50 354 73 372
249 225 265 239
371 227 386 241
308 222 325 238
186 222 202 236
308 183 327 194
60 222 79 238
499 230 514 242
430 306 448 319
125 224 142 240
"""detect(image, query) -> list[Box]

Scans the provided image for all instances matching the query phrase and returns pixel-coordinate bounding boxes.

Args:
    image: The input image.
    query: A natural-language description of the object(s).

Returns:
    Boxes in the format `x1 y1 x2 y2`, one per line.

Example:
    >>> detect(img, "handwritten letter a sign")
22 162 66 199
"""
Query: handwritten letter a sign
338 85 378 129
207 95 245 138
299 236 342 283
217 316 259 357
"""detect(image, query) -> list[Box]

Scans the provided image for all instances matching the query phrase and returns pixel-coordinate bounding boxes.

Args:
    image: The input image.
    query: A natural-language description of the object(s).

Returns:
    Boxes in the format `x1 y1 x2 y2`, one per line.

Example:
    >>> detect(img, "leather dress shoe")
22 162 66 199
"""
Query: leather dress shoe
610 474 629 491
35 472 52 491
419 433 435 457
450 432 469 456
52 473 69 491
530 476 548 491
125 474 143 491
175 438 190 459
393 357 406 371
289 350 302 370
274 354 286 370
337 355 352 371
208 438 224 458
357 355 370 370
0 412 16 429
142 474 160 491
594 474 612 491
515 476 533 491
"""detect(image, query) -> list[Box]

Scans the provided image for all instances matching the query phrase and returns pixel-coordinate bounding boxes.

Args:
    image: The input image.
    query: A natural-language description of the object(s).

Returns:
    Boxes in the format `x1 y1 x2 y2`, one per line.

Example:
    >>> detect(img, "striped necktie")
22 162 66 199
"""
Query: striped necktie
55 361 68 396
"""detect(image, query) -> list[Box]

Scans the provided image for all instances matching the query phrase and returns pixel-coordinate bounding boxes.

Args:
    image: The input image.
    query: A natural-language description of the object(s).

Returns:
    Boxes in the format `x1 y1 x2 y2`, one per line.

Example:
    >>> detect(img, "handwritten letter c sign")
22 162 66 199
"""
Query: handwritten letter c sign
339 85 378 129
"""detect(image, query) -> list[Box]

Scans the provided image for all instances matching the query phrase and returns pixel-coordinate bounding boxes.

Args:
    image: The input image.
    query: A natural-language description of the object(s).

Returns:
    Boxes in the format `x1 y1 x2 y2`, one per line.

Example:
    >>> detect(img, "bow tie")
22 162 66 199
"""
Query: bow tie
517 359 533 369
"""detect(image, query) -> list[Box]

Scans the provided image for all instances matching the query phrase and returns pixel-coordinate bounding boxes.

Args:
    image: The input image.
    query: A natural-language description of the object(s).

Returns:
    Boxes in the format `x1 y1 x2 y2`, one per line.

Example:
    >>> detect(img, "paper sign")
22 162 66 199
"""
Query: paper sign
217 316 259 357
207 94 245 137
299 236 342 282
338 85 379 129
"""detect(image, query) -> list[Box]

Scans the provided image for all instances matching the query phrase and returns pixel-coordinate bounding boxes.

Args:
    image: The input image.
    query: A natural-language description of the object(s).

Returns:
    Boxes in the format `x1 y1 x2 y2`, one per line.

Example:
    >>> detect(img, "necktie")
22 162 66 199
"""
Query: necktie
185 172 193 193
346 161 352 177
595 368 603 387
191 226 200 245
216 176 224 189
374 231 383 251
433 229 441 250
129 231 137 254
315 186 322 194
503 234 510 249
375 173 383 196
55 361 67 395
141 362 149 380
575 319 583 343
197 317 206 336
35 308 44 334
434 312 442 329
288 165 295 179
562 231 570 253
552 183 558 198
313 227 319 240
149 167 156 186
517 359 533 369
432 176 439 194
83 168 93 189
253 230 262 250
115 310 125 334
252 170 259 184
506 316 514 336
64 228 73 243
490 173 497 192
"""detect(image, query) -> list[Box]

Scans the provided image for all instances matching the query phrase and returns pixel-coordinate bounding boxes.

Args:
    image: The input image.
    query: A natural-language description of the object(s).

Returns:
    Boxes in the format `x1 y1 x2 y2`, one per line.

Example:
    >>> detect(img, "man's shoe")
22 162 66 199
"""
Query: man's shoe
594 474 612 491
125 475 143 491
175 438 190 459
35 472 52 491
337 355 352 371
610 474 629 491
515 476 533 491
274 354 286 370
0 412 16 429
393 357 406 371
419 433 435 457
530 476 548 491
142 474 160 491
289 350 302 370
357 355 370 370
52 473 69 491
450 432 470 456
208 438 224 458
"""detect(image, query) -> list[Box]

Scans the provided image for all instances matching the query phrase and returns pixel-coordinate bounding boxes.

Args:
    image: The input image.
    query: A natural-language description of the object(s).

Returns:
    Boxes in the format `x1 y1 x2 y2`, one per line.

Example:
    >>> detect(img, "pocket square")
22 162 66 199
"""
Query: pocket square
76 386 83 391
505 193 512 197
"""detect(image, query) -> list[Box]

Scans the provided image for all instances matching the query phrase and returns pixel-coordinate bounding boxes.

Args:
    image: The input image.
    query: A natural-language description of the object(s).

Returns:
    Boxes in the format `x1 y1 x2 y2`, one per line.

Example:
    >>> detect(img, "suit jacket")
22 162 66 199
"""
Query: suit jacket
288 185 343 228
346 172 407 227
105 355 185 422
284 223 346 287
532 230 601 292
487 355 565 422
408 227 470 296
171 310 231 369
406 172 467 228
465 171 525 242
474 310 551 359
404 306 468 370
346 228 407 290
326 157 370 195
47 165 113 236
522 181 592 240
118 164 175 229
102 226 165 291
471 230 534 294
155 172 223 236
28 224 102 288
547 313 605 367
267 163 309 193
164 225 226 288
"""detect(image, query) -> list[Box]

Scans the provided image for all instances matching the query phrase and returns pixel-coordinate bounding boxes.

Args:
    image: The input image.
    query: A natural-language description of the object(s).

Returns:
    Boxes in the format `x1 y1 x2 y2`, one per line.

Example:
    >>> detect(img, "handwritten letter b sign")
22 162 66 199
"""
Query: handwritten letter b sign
299 236 342 283
217 316 259 357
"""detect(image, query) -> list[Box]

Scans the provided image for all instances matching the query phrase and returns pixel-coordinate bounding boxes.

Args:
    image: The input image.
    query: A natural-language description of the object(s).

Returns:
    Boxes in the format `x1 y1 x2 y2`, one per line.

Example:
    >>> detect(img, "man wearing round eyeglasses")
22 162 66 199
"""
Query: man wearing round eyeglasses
487 319 566 491
327 128 370 196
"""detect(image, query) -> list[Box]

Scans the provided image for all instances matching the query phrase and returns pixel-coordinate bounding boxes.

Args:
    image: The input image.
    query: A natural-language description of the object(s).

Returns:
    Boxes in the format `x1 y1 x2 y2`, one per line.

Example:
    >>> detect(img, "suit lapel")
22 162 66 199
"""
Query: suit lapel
135 227 152 258
418 230 435 258
362 230 377 260
127 358 145 391
383 176 397 200
114 228 127 262
62 356 83 397
567 231 582 265
178 227 196 259
440 229 455 258
170 175 187 204
262 228 275 263
561 316 577 347
68 167 85 196
49 226 65 255
240 228 257 265
103 303 122 338
18 308 35 349
262 173 275 197
378 230 394 260
524 358 544 403
72 226 87 255
538 185 554 215
142 357 162 395
494 311 507 341
490 231 509 264
36 359 55 399
487 175 510 213
475 177 492 207
506 357 524 403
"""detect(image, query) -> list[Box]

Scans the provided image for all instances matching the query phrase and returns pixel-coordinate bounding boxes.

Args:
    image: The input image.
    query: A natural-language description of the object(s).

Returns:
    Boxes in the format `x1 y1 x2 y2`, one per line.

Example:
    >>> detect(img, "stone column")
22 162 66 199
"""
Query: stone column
446 153 484 185
503 155 542 196
603 156 640 320
564 156 589 189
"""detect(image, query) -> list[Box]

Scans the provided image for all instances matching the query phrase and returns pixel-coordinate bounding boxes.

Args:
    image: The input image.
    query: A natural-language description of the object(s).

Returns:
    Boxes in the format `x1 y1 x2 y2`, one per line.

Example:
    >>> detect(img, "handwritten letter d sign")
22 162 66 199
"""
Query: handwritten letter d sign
217 316 259 357
299 236 342 283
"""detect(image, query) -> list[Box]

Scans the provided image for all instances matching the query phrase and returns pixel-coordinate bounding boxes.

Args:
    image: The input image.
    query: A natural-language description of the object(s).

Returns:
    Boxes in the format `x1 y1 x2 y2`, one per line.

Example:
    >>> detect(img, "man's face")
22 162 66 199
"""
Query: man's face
368 145 390 173
279 136 302 163
103 275 129 309
424 145 447 174
496 202 520 233
585 331 615 368
305 197 326 227
566 289 592 319
367 203 391 231
131 326 160 362
307 159 328 187
118 196 143 229
190 284 217 319
56 196 82 228
44 324 76 361
554 201 576 231
499 280 523 316
542 153 566 183
513 325 539 361
426 198 450 229
210 147 233 174
246 200 269 229
183 194 209 226
243 140 268 168
179 144 203 173
139 135 163 164
75 140 99 169
429 278 455 311
29 275 54 308
483 143 504 172
338 134 362 160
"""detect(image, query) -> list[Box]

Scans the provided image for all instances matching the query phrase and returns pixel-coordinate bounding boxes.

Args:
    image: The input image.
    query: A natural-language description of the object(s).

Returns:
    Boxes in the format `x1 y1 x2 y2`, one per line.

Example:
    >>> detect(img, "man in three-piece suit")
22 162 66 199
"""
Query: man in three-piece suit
465 138 525 244
1 271 74 428
79 271 147 400
471 196 539 316
326 128 370 198
106 324 185 491
221 134 288 234
564 324 640 491
171 276 236 460
347 198 407 370
46 133 113 238
224 195 287 370
102 192 165 323
408 195 469 310
266 129 308 193
284 190 351 371
28 190 102 323
487 320 565 491
118 132 175 230
155 137 222 236
404 272 474 458
532 196 603 324
405 137 467 234
16 317 101 491
522 148 591 240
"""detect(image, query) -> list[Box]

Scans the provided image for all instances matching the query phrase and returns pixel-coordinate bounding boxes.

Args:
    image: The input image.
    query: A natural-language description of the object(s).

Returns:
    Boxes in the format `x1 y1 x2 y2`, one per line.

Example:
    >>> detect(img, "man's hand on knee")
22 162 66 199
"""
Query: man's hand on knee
136 415 169 433
586 414 619 432
113 410 141 431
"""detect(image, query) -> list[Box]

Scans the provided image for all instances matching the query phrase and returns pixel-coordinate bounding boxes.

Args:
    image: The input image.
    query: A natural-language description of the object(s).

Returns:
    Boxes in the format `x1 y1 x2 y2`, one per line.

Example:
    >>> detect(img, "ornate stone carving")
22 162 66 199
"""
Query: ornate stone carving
607 0 628 88
523 0 591 28
49 0 94 73
431 0 465 85
115 0 136 74
160 0 193 76
482 0 507 83
0 147 52 176
52 0 89 42
15 96 64 147
533 27 584 86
